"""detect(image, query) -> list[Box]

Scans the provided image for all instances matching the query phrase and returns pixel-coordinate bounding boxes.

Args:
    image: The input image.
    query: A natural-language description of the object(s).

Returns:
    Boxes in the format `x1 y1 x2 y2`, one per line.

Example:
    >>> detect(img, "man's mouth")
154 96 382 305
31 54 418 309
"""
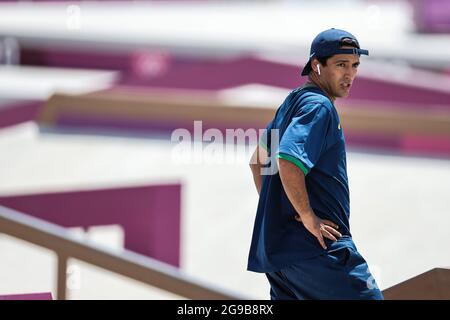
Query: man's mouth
340 82 352 90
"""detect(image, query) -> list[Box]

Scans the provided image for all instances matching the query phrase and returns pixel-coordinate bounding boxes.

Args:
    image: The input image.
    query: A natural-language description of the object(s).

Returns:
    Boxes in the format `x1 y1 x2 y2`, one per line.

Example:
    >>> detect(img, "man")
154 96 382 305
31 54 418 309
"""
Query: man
247 28 383 300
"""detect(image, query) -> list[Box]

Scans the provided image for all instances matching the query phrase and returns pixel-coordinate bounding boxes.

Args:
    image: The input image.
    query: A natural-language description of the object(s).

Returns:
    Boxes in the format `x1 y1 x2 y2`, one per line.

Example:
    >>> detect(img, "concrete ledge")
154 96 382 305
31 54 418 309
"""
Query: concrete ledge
383 268 450 300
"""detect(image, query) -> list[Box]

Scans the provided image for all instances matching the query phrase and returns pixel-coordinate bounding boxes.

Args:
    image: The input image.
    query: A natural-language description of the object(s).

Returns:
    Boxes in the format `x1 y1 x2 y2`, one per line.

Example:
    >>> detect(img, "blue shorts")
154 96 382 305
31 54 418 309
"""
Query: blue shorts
266 242 384 300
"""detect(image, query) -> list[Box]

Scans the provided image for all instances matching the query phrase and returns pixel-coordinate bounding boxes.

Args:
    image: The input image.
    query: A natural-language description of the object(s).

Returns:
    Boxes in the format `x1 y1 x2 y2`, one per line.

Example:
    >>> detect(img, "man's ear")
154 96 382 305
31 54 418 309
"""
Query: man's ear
311 58 320 73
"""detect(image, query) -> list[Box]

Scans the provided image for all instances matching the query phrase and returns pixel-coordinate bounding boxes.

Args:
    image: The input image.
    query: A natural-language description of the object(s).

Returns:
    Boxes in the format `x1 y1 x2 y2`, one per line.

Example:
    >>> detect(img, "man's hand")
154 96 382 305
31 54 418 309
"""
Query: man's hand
296 210 342 250
278 158 341 249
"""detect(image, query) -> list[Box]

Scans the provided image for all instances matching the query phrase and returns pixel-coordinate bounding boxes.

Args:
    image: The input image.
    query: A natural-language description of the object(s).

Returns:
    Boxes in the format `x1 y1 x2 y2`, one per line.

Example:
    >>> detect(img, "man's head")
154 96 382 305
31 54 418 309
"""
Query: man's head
301 28 369 99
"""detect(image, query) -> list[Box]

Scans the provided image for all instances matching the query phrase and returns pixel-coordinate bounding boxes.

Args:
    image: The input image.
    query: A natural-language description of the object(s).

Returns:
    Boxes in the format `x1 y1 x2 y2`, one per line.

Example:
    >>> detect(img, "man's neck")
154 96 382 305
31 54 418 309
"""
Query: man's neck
306 77 336 103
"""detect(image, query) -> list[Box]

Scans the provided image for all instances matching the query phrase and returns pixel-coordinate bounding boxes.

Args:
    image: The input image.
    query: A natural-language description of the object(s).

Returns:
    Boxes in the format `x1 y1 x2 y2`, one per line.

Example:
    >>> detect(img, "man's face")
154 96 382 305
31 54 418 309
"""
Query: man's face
317 47 360 98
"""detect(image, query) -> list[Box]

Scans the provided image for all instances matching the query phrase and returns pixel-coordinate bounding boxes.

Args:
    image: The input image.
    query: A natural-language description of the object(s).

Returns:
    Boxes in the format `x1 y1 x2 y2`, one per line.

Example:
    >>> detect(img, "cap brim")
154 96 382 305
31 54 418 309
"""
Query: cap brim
301 60 312 76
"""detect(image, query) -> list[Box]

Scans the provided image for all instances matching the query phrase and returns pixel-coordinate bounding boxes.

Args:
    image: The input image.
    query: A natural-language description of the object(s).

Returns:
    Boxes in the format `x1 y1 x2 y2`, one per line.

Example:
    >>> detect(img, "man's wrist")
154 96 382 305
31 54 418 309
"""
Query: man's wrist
297 207 314 219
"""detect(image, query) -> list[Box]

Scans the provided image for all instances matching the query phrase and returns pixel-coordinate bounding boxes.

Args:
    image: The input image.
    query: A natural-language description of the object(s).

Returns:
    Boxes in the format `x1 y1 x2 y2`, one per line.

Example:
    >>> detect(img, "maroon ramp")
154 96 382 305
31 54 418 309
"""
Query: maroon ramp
0 292 53 300
0 184 181 267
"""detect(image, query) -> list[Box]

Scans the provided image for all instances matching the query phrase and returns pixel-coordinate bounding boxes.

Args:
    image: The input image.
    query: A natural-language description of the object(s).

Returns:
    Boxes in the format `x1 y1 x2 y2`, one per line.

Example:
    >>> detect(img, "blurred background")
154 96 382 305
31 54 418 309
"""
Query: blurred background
0 0 449 300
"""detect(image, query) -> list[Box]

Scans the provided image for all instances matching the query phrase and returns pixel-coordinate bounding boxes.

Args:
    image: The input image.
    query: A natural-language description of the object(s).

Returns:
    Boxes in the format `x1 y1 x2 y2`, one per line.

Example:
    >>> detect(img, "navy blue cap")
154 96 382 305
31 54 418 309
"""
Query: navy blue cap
301 28 369 76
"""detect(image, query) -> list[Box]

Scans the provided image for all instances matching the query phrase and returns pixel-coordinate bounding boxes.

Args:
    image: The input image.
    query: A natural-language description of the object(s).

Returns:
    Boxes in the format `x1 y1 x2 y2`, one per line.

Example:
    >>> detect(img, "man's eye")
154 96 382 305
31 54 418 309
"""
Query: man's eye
337 63 345 67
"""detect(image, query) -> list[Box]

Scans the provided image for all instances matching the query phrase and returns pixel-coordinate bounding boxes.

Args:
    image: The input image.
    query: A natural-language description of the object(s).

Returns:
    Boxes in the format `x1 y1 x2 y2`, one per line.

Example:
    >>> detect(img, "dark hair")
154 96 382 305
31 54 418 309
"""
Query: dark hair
316 56 331 66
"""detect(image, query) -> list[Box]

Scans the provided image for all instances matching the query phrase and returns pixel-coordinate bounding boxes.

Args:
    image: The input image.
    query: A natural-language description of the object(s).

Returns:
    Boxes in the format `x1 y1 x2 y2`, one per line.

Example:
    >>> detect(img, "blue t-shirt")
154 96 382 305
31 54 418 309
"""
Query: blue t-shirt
247 83 351 273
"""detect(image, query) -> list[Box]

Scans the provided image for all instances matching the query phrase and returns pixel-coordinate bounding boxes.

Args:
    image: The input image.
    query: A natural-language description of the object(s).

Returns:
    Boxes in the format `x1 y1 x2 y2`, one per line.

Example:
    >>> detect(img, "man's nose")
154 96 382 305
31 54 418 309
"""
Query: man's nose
346 66 356 79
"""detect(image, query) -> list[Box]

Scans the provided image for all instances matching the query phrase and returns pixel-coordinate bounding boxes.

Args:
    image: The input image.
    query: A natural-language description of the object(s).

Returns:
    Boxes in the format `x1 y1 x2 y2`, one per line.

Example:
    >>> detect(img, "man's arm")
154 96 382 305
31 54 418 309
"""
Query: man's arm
278 158 342 249
249 145 268 195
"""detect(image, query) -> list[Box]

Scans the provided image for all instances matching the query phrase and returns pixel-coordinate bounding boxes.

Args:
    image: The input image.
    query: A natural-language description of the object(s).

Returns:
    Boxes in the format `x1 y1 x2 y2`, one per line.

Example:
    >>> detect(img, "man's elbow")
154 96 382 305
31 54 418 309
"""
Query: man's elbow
249 161 261 173
249 148 259 167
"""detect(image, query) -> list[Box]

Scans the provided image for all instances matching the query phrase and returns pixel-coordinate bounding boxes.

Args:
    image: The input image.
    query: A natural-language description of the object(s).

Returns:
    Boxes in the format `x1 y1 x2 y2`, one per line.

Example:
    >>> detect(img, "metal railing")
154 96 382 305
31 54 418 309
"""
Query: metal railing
0 205 244 300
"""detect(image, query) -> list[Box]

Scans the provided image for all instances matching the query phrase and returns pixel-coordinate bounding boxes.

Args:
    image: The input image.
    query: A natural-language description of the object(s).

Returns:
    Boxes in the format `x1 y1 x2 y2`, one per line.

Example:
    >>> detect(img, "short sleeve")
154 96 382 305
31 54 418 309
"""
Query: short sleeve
276 103 332 175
